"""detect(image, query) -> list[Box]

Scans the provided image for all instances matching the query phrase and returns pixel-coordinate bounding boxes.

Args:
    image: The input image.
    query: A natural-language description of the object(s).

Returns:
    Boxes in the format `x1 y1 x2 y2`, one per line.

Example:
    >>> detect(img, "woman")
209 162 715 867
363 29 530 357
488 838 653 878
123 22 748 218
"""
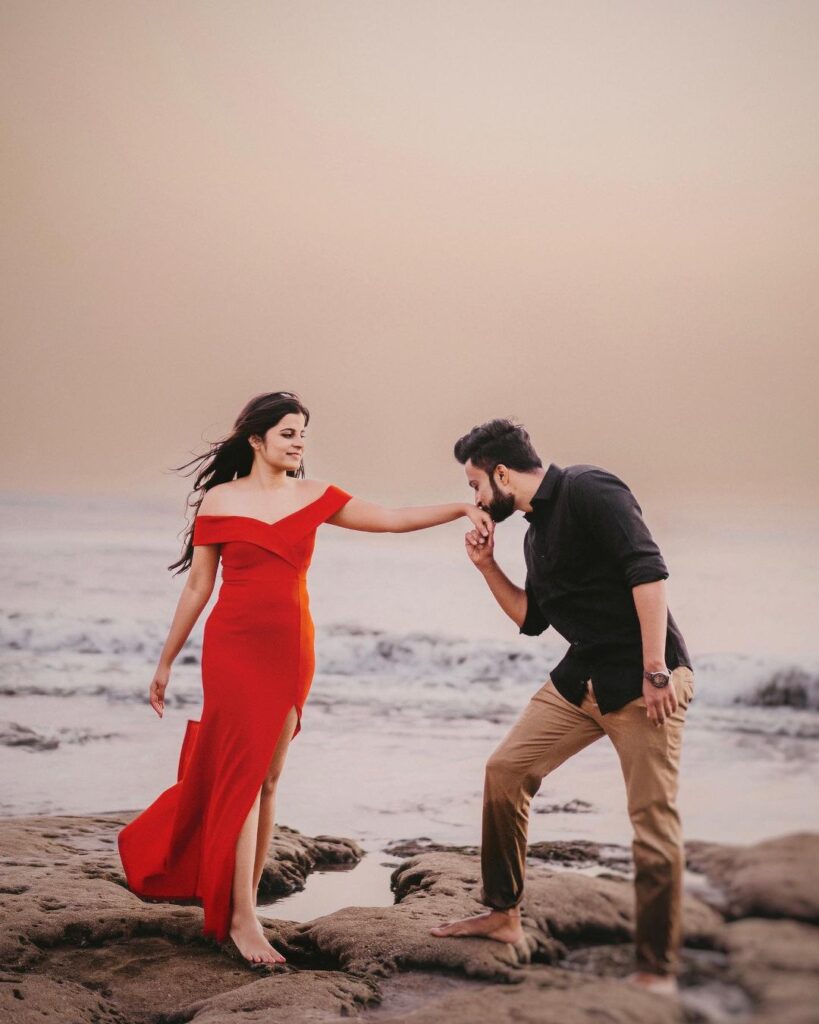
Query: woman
117 391 492 967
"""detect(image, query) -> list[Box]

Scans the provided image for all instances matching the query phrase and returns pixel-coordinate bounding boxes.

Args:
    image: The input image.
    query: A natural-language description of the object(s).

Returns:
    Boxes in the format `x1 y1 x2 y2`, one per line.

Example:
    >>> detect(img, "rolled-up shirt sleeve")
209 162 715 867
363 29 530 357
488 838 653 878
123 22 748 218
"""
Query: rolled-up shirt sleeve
571 469 669 588
519 577 550 636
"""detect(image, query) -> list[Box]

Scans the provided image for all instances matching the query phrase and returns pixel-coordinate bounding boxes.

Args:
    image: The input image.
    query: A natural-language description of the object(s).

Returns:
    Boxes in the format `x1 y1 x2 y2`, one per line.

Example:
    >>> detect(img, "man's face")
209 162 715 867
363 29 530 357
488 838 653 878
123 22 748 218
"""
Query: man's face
465 460 516 523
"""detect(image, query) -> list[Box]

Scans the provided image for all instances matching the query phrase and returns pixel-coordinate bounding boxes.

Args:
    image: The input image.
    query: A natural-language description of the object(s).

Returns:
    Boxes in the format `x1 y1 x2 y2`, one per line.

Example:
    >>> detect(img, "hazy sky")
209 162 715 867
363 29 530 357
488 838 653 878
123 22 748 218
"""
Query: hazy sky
2 1 817 507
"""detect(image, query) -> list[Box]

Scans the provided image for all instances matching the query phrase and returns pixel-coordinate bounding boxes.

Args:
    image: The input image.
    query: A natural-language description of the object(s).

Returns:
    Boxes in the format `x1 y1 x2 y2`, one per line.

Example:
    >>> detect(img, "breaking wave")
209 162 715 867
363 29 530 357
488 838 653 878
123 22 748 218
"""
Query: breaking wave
2 610 818 716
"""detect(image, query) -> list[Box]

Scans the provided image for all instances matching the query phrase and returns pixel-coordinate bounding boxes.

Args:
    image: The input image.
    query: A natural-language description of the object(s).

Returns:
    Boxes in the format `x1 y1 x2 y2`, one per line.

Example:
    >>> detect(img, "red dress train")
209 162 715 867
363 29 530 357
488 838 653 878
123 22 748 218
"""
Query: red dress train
117 484 352 941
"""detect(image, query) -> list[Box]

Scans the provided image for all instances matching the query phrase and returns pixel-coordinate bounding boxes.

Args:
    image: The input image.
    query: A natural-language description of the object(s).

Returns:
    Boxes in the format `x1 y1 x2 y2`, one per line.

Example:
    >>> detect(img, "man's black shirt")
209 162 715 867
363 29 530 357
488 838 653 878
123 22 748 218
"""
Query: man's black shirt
519 463 692 713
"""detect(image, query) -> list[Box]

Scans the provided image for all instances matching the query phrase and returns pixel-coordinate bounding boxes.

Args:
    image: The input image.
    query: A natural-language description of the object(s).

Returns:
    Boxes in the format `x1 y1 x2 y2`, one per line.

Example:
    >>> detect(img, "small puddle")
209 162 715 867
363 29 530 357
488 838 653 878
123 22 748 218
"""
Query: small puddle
258 853 399 923
680 980 754 1022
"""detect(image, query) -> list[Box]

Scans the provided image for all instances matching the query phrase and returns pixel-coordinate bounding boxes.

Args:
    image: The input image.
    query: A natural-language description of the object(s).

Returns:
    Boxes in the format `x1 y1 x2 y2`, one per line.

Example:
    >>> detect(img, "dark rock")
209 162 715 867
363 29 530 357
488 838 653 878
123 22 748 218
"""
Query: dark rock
383 837 479 857
2 813 818 1023
686 833 819 922
0 974 128 1024
528 839 632 873
289 849 722 983
0 810 366 1024
719 918 819 1024
257 826 364 900
0 722 59 751
533 798 594 814
364 970 684 1024
154 965 378 1024
290 851 555 979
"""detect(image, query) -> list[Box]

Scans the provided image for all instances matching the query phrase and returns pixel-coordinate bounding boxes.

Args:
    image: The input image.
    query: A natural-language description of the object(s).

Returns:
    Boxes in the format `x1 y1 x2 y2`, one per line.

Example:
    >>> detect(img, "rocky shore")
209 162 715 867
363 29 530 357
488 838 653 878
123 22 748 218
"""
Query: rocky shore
0 812 817 1023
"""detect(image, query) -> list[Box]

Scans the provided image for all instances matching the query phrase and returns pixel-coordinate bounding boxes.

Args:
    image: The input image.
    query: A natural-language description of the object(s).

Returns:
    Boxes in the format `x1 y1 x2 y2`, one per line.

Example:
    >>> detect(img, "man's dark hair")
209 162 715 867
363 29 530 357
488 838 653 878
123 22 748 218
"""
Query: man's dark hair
453 418 542 474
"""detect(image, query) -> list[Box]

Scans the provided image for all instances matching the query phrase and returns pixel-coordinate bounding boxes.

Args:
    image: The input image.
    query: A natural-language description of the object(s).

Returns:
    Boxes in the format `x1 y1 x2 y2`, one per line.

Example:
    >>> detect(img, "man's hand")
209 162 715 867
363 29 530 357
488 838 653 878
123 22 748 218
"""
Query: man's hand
642 674 678 726
465 527 495 571
463 531 527 627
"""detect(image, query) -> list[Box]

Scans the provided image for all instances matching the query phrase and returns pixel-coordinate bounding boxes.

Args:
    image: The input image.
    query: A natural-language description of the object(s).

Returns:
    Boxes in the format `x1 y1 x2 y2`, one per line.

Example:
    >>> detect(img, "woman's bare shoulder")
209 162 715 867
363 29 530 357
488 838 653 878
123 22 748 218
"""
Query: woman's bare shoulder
197 479 331 516
299 478 331 496
197 482 240 516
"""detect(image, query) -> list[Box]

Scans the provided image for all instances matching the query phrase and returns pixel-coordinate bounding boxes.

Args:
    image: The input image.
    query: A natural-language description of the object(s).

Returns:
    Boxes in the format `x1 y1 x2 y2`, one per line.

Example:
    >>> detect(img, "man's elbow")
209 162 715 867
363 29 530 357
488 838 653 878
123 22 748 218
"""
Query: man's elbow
518 610 548 635
626 561 669 590
630 579 668 609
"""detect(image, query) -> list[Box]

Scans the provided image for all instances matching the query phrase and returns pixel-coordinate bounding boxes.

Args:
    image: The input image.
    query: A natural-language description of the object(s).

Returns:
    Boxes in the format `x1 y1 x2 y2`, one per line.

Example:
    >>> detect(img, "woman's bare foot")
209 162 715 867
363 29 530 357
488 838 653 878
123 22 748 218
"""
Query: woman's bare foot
229 913 286 966
430 909 524 945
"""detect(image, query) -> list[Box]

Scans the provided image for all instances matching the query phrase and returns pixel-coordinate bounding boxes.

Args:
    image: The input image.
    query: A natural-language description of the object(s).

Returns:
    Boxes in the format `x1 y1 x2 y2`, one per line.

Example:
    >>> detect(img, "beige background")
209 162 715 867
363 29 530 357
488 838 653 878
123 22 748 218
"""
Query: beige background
2 1 817 507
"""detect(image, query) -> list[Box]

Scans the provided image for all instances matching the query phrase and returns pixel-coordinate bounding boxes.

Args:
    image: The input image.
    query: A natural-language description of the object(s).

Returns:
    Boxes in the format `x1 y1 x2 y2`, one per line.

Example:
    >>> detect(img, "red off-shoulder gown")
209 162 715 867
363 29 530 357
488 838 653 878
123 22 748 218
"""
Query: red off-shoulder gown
117 484 353 942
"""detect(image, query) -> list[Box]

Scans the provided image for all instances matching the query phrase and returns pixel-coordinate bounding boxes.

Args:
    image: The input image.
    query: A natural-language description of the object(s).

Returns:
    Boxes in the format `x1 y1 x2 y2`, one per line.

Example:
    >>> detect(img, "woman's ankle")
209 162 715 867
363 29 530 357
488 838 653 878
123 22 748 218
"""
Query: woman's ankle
230 907 259 928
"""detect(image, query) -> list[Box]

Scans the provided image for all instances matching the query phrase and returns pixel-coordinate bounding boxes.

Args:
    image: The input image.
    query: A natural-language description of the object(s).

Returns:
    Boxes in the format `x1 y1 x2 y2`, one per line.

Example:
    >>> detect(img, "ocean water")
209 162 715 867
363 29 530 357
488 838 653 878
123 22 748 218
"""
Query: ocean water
1 492 817 857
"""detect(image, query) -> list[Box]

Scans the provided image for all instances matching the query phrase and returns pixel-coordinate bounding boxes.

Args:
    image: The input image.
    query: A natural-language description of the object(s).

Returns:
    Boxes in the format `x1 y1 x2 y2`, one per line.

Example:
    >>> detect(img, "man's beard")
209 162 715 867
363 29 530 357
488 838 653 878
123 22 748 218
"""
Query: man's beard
484 477 516 523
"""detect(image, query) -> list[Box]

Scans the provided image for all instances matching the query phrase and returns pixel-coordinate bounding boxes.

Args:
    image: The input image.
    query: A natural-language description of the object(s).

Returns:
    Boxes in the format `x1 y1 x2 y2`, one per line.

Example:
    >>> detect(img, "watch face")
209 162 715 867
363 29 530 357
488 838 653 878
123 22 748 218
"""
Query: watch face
649 672 670 688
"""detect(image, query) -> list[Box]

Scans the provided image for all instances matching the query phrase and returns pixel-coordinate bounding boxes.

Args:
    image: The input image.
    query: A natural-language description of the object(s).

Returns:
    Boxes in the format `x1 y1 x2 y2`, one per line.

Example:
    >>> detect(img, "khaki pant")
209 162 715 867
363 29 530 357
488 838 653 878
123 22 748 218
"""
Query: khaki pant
481 666 695 976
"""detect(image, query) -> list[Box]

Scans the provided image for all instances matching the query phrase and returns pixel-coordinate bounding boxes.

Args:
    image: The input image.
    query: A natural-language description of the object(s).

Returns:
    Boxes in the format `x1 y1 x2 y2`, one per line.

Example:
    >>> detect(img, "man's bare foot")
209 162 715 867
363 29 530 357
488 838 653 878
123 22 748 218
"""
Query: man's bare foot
228 913 286 966
624 971 679 997
430 909 524 945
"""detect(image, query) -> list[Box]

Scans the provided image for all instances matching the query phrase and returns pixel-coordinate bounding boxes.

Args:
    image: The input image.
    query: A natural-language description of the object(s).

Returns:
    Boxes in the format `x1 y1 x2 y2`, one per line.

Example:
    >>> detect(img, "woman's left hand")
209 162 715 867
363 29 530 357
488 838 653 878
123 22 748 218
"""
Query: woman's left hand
464 504 494 540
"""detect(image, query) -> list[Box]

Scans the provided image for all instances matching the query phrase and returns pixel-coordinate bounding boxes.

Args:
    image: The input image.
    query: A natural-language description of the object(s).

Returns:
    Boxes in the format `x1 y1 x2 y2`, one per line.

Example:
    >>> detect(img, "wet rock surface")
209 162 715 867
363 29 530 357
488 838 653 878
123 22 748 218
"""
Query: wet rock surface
383 837 479 858
1 813 817 1022
363 969 684 1024
685 833 819 922
528 838 633 872
533 798 594 815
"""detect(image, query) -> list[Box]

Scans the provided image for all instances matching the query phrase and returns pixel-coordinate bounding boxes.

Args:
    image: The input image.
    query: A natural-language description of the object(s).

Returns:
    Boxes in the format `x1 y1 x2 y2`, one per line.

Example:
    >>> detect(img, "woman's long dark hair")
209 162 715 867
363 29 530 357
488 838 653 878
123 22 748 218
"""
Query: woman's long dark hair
168 391 310 575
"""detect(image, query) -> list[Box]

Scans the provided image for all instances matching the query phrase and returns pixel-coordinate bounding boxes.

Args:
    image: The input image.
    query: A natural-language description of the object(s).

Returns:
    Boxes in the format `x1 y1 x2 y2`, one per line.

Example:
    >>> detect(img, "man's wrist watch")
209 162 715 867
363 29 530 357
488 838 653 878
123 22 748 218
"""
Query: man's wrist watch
644 670 671 688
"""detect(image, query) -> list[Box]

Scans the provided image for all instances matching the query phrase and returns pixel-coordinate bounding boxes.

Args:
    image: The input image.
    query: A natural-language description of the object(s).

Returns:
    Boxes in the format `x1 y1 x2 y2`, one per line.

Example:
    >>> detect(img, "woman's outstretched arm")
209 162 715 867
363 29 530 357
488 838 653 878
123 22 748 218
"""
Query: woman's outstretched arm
149 544 219 718
328 497 493 538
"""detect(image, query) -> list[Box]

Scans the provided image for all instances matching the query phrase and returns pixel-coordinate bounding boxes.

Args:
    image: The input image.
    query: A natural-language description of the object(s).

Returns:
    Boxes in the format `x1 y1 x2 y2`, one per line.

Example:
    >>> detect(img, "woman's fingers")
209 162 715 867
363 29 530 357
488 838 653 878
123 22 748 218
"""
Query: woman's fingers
467 505 494 538
150 678 166 717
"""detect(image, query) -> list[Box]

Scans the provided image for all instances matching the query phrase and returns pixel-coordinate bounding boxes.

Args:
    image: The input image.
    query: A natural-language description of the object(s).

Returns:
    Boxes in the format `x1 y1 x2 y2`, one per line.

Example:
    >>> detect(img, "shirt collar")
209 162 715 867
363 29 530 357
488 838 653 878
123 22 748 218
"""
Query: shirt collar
523 463 562 522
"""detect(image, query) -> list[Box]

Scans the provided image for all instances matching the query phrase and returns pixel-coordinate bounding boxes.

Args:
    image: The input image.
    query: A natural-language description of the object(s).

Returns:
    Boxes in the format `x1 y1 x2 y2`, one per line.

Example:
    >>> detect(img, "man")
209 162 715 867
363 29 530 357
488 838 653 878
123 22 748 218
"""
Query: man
431 419 694 997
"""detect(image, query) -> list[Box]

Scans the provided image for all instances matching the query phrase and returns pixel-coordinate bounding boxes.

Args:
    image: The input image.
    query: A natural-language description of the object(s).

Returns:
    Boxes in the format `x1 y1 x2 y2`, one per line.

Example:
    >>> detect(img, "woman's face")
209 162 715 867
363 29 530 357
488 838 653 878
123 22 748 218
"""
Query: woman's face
256 412 306 473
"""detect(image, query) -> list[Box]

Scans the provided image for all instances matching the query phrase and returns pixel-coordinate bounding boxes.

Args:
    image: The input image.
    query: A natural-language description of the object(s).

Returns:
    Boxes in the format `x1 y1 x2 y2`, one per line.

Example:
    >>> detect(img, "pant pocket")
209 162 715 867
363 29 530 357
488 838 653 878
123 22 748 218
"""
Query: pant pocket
672 667 695 709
